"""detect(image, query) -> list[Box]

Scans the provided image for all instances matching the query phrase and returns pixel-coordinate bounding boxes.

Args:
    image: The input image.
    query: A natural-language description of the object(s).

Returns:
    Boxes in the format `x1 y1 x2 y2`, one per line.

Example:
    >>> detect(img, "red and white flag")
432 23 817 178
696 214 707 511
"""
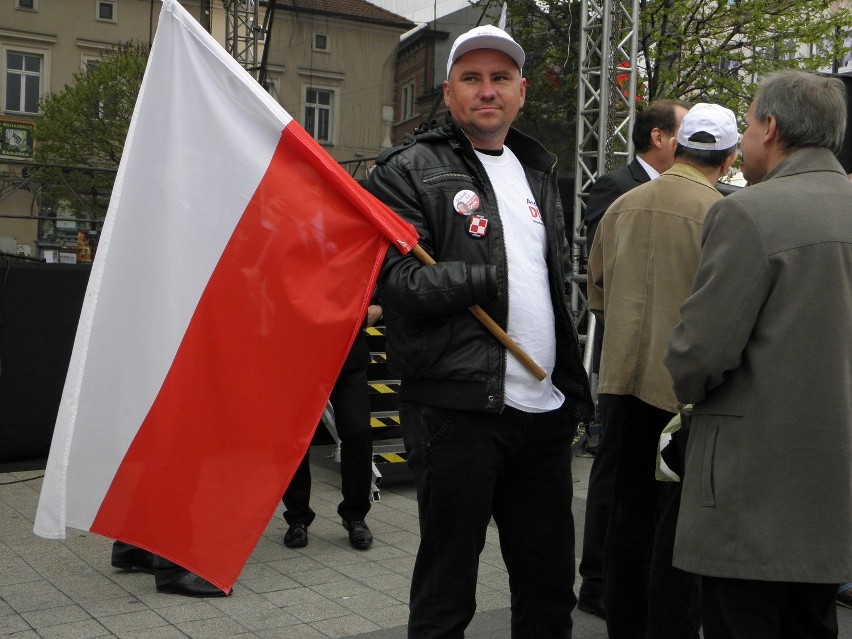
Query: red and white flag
34 0 417 592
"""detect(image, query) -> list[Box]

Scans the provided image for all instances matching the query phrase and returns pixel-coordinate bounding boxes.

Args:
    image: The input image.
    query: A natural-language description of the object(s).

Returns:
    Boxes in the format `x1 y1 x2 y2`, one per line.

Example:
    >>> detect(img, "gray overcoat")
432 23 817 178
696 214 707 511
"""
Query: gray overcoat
664 147 852 583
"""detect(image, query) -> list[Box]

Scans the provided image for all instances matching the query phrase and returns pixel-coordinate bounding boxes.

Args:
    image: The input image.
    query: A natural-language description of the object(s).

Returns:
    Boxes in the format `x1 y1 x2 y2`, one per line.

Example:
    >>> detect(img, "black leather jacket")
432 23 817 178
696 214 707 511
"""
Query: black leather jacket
367 120 592 418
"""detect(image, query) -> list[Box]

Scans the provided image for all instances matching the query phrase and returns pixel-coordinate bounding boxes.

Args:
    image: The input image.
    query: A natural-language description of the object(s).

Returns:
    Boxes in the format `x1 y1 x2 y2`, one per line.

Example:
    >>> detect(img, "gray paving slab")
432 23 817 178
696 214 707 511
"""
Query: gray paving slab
1 449 851 638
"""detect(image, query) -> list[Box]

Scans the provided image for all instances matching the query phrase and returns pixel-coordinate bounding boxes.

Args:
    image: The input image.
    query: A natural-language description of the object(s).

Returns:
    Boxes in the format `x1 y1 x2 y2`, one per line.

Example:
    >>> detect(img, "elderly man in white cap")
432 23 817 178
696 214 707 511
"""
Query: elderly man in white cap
588 103 739 639
367 23 593 638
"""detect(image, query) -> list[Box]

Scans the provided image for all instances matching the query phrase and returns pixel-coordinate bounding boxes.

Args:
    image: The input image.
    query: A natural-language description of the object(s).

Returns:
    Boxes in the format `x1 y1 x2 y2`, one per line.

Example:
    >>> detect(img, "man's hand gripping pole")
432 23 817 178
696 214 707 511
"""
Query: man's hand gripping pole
409 243 547 381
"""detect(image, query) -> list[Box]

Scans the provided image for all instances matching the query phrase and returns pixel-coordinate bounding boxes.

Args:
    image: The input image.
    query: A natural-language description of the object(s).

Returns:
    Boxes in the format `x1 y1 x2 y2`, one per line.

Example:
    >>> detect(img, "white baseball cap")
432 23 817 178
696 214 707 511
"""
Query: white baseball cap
677 103 739 151
446 25 525 79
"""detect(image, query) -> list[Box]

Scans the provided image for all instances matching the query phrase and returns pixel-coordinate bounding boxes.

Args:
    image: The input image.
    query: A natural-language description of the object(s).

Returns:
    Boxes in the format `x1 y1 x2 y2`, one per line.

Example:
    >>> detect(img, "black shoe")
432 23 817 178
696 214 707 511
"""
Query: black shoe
577 598 606 620
111 541 157 574
156 571 229 597
283 523 308 548
343 519 373 550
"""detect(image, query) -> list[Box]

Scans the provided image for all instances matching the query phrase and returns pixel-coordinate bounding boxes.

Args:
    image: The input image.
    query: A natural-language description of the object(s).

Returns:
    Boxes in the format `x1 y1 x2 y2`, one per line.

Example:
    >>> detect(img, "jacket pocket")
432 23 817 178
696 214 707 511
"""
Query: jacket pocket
701 424 719 507
390 314 455 376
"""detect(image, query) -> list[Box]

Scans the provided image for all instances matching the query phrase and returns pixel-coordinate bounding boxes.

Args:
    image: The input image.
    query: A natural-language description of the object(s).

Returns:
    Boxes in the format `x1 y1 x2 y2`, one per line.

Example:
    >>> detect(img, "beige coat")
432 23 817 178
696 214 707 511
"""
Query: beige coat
588 163 723 412
664 148 852 582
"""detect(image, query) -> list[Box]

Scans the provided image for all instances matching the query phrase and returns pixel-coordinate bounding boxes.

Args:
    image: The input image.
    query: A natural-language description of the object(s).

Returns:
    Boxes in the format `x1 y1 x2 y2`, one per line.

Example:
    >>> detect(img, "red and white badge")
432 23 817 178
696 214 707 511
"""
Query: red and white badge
453 189 480 215
467 215 489 237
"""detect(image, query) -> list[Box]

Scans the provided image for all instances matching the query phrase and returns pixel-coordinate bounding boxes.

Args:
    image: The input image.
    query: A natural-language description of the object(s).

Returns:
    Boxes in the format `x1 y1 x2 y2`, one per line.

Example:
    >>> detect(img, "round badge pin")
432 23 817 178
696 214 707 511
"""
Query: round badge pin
453 189 480 216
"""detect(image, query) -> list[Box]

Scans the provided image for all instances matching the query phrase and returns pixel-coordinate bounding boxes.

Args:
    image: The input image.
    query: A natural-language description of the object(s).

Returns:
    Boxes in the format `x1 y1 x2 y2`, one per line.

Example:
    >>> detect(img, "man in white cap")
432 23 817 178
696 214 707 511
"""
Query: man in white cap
367 23 593 638
588 102 738 638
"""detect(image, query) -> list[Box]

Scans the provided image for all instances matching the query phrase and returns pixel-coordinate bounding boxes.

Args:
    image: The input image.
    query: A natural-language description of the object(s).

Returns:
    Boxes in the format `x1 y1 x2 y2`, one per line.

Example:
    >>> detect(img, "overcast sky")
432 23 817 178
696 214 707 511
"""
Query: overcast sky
368 0 471 27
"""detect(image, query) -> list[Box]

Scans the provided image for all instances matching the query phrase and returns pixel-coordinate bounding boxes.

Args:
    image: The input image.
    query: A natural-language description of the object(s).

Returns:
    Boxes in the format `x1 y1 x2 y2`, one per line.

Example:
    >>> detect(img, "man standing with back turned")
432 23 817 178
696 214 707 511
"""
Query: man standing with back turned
578 99 690 619
367 24 593 639
665 70 852 638
588 102 739 638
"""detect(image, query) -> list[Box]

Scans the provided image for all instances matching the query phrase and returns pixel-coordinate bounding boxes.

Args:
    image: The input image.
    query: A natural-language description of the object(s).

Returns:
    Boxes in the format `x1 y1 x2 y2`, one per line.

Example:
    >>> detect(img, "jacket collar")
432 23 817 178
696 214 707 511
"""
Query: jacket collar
444 119 557 173
763 147 847 182
664 162 717 190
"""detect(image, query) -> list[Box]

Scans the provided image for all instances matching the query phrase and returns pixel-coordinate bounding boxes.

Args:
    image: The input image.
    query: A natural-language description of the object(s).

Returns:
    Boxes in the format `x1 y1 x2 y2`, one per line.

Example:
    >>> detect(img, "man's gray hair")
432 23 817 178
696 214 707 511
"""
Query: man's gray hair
754 70 847 154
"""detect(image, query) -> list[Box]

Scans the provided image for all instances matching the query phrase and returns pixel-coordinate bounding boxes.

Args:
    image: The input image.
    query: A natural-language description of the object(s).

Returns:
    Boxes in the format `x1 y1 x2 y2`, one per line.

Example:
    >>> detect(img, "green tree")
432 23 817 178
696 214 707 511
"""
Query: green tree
485 0 851 166
33 42 148 222
640 0 851 113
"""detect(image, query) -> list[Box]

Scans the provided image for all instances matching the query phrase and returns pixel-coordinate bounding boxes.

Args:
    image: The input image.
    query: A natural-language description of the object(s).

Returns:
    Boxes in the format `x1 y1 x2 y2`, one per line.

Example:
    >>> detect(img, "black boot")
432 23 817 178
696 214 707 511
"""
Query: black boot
111 541 157 573
153 556 229 597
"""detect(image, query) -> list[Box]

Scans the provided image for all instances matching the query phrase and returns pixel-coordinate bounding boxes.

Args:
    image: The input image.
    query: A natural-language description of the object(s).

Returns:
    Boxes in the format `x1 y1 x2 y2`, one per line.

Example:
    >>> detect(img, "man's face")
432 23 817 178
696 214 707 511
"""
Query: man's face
741 101 768 184
443 48 525 150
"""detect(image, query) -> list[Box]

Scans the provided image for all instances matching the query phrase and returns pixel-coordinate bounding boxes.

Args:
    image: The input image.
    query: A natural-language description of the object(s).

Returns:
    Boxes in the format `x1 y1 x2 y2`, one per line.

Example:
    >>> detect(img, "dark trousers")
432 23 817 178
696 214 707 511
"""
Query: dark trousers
579 320 611 610
401 401 578 639
578 408 616 609
282 363 373 525
600 394 700 639
702 577 838 639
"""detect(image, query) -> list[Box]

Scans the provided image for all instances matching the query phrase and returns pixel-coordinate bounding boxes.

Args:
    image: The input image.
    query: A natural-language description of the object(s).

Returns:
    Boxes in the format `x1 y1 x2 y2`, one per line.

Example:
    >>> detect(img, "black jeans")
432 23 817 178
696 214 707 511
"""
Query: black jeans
578 319 611 610
702 577 838 639
401 401 578 639
578 409 616 609
283 363 373 525
599 394 700 639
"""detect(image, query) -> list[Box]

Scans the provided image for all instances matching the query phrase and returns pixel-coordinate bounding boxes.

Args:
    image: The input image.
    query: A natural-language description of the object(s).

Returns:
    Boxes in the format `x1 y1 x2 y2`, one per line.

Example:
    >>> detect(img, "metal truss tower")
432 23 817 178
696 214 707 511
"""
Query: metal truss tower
223 0 260 78
571 0 641 375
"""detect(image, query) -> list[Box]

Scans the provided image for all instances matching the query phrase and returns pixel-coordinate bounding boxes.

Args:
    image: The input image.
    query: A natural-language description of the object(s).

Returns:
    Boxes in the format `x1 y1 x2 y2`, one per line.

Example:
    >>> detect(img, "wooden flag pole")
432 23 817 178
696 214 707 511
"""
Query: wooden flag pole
410 244 547 381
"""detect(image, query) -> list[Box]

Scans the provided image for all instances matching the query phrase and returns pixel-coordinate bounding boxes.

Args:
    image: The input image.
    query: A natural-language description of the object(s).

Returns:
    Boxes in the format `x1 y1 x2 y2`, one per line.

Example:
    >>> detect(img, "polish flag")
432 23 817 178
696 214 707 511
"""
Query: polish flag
33 0 417 592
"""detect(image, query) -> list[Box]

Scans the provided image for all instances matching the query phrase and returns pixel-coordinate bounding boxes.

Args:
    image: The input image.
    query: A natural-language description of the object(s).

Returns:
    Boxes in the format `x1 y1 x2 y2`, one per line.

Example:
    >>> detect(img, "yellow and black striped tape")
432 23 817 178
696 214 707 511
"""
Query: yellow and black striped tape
370 414 401 429
369 381 400 395
373 451 407 464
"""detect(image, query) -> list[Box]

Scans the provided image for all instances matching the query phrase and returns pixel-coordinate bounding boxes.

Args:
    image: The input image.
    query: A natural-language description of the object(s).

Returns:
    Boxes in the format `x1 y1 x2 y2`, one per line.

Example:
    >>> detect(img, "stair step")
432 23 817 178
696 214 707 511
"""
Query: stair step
372 436 408 465
365 326 387 351
368 380 400 412
373 451 408 464
370 411 401 429
368 352 390 378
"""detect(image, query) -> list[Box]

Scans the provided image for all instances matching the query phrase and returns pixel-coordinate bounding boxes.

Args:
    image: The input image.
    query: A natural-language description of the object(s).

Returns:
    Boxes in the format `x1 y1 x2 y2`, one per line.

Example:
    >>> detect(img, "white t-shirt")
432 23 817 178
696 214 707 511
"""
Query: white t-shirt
476 147 565 413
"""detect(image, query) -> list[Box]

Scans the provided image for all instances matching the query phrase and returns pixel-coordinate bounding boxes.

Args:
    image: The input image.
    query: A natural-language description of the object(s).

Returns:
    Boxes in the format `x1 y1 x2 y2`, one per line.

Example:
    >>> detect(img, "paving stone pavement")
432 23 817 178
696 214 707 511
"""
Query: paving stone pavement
2 449 850 638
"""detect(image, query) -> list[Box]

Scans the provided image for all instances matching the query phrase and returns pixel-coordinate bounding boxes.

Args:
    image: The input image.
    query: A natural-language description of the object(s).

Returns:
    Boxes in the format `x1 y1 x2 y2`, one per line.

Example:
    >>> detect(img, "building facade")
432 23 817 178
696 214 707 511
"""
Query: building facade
0 0 411 261
261 0 412 171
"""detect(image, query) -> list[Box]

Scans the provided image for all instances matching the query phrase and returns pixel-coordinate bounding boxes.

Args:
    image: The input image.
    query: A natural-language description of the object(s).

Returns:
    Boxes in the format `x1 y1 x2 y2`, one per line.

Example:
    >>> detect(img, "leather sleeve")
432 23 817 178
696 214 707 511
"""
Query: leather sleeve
366 158 497 321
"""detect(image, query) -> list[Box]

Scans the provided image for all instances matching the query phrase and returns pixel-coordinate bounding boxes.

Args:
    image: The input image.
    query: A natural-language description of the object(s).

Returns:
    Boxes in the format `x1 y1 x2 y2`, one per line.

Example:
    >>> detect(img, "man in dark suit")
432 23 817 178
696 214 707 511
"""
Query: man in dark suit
281 303 383 551
577 99 690 620
584 100 691 246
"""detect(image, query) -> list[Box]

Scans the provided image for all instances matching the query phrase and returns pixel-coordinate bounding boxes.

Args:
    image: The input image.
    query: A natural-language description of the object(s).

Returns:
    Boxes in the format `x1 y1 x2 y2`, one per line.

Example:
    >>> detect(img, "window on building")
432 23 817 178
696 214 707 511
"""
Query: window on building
96 0 116 22
16 0 37 11
304 87 332 143
83 58 108 119
5 50 42 114
313 33 328 52
401 78 416 121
